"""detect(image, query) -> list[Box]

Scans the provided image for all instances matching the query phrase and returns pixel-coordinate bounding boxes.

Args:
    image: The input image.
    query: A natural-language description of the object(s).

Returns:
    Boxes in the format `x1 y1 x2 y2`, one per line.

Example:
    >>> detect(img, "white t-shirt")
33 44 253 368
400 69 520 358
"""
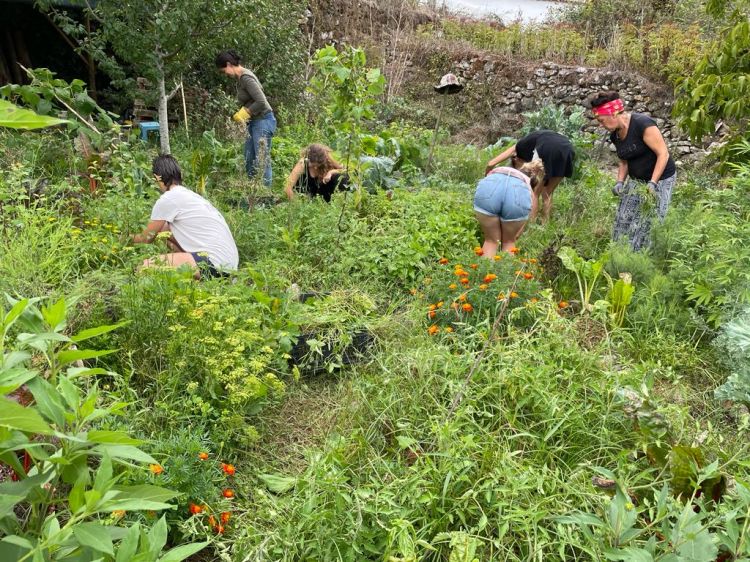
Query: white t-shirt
150 186 239 271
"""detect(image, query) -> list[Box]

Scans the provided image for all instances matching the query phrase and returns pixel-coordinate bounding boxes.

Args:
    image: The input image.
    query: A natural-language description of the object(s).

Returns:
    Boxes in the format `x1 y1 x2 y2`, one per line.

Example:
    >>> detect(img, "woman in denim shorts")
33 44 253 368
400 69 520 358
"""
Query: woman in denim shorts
474 161 544 258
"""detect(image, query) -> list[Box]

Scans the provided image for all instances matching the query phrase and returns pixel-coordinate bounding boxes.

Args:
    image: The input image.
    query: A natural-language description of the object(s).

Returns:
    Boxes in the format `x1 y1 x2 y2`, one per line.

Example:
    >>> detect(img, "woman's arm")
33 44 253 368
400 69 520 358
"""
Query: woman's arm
486 144 517 174
132 219 167 244
617 159 629 182
284 159 305 200
322 167 345 183
642 126 670 183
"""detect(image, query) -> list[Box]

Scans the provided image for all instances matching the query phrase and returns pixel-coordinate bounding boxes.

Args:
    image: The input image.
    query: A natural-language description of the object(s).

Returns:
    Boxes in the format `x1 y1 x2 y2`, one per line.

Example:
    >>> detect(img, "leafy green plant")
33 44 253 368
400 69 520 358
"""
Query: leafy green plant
0 296 207 561
1 68 115 146
558 246 610 312
608 273 635 328
0 99 69 130
309 45 386 176
714 307 750 407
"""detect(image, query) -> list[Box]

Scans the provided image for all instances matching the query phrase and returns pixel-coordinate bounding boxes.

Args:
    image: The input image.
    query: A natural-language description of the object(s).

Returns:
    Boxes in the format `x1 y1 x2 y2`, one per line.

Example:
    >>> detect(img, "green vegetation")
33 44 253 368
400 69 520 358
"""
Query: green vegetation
1 4 750 561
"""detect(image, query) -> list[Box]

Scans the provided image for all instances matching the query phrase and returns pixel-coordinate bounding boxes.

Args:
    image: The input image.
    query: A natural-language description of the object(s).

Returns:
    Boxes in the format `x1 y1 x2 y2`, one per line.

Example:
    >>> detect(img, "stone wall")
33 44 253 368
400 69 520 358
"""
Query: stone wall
452 58 704 161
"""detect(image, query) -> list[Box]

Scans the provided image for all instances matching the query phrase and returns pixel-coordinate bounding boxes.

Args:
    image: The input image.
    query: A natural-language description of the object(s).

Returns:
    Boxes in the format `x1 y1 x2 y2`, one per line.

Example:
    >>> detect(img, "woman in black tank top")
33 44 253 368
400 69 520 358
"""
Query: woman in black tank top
589 91 676 251
284 144 349 203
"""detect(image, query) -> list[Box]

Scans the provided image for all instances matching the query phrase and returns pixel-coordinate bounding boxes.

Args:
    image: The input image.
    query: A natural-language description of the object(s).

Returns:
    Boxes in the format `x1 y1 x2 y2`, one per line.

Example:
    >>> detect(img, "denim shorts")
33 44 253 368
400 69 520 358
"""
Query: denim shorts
473 173 532 221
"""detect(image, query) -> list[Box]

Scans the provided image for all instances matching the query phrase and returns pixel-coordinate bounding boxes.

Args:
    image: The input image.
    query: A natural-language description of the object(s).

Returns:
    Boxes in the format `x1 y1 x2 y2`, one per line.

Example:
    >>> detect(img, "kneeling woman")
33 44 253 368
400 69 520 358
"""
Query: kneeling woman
474 161 544 257
284 144 349 202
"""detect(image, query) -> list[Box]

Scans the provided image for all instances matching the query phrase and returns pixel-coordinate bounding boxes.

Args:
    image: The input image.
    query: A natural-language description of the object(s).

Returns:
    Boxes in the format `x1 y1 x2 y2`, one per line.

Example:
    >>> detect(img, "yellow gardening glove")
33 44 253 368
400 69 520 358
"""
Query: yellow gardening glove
232 107 251 123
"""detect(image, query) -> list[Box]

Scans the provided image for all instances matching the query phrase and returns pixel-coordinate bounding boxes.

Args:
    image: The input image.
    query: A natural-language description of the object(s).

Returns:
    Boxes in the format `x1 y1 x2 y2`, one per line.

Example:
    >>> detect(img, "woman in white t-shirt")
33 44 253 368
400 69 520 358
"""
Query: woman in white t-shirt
132 155 239 278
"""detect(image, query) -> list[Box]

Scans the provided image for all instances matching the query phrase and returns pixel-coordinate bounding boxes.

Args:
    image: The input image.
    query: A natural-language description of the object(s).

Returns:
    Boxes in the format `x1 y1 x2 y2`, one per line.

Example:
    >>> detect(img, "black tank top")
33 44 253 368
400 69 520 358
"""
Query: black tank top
610 113 676 182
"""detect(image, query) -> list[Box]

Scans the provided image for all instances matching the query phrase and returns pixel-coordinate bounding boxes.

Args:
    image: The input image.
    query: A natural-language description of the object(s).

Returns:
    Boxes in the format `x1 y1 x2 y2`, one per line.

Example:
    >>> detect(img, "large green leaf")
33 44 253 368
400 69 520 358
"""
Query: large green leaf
57 348 115 367
157 541 209 562
87 431 143 446
71 321 129 343
73 522 114 556
0 398 52 434
0 99 68 129
100 485 180 512
93 444 156 464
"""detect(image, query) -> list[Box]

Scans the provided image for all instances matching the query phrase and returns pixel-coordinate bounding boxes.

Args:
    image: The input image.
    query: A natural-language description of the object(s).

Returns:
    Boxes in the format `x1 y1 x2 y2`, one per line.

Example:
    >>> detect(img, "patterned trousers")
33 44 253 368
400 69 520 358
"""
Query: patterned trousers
612 174 676 251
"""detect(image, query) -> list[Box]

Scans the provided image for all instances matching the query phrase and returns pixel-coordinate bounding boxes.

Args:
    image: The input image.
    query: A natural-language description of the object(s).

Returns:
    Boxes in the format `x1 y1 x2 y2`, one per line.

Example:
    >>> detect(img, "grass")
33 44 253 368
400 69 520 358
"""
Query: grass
2 123 749 560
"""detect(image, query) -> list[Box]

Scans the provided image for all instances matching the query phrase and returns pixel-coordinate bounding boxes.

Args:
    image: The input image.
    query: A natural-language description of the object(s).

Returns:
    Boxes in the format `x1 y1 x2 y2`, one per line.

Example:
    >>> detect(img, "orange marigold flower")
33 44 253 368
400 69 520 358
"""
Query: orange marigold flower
189 503 203 515
493 255 502 261
483 274 497 283
112 510 126 519
510 292 519 298
559 300 569 309
149 464 163 475
497 293 506 300
220 511 231 524
208 515 217 527
428 310 436 319
523 272 533 280
479 284 488 291
530 258 538 264
198 452 209 460
470 263 478 270
462 303 473 312
474 246 484 256
454 268 468 277
458 293 467 302
428 325 439 335
439 257 449 265
215 524 225 534
428 304 437 311
448 283 458 290
510 247 520 254
444 326 454 333
436 301 444 308
459 277 470 285
221 463 236 476
530 298 539 303
222 489 234 499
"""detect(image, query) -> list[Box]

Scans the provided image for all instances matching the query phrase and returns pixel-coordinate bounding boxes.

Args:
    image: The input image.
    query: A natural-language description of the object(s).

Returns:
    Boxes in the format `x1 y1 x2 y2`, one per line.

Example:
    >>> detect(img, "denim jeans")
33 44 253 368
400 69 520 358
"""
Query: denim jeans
245 112 276 185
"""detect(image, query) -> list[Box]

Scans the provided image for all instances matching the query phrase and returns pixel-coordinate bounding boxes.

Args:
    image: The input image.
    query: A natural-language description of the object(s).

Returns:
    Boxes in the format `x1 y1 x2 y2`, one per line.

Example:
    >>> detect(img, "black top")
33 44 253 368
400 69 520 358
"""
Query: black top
515 130 575 179
610 113 675 182
296 160 349 202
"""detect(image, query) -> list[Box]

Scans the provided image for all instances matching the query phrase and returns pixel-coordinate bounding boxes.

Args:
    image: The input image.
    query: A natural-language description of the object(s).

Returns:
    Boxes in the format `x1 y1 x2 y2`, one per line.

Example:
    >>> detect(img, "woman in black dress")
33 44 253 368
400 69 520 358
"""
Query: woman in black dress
588 91 676 251
486 130 575 222
284 144 349 202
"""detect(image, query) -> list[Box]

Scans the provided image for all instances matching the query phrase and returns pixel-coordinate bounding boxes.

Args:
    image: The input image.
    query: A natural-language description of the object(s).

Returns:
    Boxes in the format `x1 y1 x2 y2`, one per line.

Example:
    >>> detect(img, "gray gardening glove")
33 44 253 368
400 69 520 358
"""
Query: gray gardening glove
647 180 658 196
612 181 624 197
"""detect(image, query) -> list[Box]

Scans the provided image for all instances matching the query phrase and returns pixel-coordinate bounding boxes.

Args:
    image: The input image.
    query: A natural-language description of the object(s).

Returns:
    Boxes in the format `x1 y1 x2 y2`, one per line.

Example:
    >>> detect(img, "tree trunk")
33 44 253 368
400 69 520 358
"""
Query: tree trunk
156 59 171 155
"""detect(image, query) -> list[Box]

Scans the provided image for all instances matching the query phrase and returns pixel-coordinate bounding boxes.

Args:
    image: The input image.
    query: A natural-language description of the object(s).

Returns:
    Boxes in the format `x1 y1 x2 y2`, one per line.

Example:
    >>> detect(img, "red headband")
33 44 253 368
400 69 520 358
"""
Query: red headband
593 98 624 116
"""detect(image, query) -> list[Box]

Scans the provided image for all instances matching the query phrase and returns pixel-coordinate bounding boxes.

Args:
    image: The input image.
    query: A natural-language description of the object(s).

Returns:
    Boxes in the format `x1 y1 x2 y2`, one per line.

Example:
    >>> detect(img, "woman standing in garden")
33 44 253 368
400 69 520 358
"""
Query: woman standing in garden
589 91 676 251
485 130 574 223
284 143 349 202
474 161 544 258
216 50 276 186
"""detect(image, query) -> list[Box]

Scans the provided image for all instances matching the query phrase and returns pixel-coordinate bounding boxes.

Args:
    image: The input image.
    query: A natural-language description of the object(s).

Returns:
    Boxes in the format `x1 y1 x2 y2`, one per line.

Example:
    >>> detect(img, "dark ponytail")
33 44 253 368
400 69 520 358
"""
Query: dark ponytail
215 50 241 68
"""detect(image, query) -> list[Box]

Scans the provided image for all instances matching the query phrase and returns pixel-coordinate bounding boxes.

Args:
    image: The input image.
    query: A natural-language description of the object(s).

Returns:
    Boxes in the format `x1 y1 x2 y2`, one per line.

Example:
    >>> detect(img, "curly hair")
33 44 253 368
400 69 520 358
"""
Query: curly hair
304 144 342 175
215 50 241 68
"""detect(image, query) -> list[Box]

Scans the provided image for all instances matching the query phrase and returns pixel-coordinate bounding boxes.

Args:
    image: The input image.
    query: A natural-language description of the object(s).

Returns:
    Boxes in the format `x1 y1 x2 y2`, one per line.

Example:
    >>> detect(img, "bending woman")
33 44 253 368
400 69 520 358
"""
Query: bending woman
485 130 574 222
474 161 544 258
216 50 276 185
284 144 349 202
589 91 676 251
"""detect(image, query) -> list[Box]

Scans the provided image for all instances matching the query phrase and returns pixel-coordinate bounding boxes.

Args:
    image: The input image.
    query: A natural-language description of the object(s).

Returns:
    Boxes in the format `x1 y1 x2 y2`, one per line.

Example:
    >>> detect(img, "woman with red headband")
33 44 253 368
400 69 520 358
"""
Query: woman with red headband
589 91 676 251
